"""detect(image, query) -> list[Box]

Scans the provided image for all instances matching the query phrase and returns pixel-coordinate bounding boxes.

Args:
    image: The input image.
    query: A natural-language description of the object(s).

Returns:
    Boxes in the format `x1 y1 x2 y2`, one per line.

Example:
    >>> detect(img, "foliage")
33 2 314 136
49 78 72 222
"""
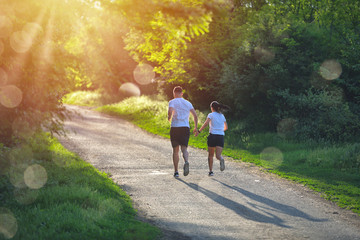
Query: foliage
275 89 360 142
63 90 125 107
0 0 84 145
0 133 161 239
0 0 139 147
175 1 360 143
3 0 359 146
108 0 219 83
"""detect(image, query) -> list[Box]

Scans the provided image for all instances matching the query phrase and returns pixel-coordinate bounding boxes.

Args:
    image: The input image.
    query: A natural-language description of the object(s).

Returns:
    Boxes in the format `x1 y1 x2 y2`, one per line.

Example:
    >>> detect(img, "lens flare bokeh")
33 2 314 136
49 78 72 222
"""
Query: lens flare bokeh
119 82 141 97
254 46 275 64
10 31 33 53
276 118 297 139
319 59 342 80
0 208 18 239
133 63 155 85
24 164 48 189
260 147 284 167
0 85 23 108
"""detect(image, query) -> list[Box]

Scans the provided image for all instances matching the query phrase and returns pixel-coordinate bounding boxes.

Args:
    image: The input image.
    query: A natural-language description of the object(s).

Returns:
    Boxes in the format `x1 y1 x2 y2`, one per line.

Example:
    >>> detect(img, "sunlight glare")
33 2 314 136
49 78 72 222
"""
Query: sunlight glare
0 15 13 38
119 82 141 97
133 63 155 85
0 208 18 239
94 1 102 9
0 85 23 108
0 40 4 56
10 31 33 53
32 41 54 69
0 68 7 86
23 22 43 38
319 59 342 80
24 164 48 189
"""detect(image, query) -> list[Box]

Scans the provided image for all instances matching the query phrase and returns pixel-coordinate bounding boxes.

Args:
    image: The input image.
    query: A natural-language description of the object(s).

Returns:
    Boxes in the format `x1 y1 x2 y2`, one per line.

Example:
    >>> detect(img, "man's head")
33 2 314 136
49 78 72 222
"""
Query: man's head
173 86 183 98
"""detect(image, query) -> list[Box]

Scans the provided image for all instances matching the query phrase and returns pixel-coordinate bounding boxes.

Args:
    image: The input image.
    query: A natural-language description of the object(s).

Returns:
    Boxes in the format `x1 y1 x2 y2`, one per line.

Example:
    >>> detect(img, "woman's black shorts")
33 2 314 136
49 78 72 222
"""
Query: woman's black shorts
170 127 190 148
207 134 224 148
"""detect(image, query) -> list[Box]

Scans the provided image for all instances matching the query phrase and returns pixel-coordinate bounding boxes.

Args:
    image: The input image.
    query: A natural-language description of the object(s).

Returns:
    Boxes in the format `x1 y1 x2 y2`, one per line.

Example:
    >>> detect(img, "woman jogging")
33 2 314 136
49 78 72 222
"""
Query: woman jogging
196 101 229 176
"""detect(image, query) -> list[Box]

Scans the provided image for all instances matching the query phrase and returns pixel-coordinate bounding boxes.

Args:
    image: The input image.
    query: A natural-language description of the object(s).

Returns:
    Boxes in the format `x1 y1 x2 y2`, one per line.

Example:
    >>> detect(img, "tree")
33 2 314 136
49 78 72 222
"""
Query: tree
106 0 216 85
0 0 109 145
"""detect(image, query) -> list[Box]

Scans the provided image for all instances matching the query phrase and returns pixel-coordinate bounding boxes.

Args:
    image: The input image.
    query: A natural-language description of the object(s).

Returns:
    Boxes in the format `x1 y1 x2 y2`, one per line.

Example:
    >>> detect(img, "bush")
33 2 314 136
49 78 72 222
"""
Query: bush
275 89 360 142
336 143 360 172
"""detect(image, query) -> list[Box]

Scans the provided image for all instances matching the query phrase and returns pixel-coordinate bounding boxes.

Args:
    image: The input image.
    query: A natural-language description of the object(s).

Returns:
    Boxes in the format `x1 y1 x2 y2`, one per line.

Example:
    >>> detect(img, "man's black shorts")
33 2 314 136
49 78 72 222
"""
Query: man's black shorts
207 134 224 148
170 127 190 148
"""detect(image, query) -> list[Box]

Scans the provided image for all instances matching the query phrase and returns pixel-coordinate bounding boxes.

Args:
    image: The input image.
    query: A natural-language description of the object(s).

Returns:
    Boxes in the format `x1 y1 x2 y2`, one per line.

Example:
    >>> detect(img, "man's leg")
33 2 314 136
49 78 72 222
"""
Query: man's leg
173 145 180 173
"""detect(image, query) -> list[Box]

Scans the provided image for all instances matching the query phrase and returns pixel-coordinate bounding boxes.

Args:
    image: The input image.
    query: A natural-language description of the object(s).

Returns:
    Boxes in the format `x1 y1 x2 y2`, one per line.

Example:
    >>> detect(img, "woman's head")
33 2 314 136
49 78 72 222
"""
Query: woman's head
210 101 229 113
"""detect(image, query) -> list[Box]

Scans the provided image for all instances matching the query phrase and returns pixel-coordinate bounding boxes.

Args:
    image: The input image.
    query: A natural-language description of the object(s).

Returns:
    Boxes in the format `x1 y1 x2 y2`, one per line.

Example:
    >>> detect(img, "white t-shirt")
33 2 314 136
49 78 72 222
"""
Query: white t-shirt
168 98 194 128
207 112 226 135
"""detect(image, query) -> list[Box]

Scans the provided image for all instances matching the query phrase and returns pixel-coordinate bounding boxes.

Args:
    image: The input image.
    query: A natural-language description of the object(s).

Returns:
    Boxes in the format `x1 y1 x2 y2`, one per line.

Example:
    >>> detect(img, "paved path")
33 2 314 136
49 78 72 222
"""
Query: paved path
58 105 360 240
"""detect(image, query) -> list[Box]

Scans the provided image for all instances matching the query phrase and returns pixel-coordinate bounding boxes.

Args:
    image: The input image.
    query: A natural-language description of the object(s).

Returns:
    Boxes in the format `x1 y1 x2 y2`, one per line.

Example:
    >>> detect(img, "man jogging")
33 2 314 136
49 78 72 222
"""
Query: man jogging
168 86 198 177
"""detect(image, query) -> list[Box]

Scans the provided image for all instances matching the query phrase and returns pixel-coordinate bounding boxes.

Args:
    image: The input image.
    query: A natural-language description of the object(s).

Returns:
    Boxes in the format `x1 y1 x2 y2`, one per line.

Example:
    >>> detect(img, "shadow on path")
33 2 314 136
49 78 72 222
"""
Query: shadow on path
213 179 328 223
176 178 291 228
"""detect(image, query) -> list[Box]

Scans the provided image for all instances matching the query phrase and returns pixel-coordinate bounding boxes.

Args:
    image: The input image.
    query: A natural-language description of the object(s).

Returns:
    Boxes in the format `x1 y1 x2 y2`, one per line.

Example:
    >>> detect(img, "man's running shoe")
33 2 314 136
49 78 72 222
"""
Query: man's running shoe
174 171 179 178
183 161 189 176
220 158 225 171
208 171 214 176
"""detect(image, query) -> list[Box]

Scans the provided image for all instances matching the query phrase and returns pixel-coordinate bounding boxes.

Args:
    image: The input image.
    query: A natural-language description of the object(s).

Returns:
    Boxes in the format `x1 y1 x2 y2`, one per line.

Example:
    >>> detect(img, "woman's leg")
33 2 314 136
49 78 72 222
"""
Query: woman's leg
215 146 223 160
208 147 215 172
180 145 189 162
216 146 225 171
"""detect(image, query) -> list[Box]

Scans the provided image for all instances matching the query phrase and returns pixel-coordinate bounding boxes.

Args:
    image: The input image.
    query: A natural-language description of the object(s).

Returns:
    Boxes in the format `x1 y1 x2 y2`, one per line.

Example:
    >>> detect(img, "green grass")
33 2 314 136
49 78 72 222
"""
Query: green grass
0 133 161 240
62 90 122 107
95 95 360 215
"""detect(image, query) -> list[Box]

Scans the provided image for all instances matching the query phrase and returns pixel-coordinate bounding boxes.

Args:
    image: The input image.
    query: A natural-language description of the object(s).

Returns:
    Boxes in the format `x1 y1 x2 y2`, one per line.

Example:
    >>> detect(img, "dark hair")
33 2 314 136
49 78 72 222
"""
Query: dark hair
173 86 183 94
210 101 230 113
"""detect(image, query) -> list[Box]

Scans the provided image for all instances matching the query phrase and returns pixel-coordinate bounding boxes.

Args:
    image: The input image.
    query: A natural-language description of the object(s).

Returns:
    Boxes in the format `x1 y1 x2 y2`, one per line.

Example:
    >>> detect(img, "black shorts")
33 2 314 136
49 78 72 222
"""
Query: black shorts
170 127 190 148
207 134 224 148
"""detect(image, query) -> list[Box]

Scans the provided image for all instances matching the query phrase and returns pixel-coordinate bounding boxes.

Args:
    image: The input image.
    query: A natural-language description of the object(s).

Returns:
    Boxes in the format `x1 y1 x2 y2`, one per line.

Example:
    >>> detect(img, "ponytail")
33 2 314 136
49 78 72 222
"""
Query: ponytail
210 101 230 113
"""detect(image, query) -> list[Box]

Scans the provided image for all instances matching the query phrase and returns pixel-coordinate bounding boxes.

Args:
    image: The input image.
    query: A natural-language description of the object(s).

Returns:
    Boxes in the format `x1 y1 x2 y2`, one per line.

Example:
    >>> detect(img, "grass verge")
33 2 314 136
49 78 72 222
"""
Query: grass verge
0 133 161 240
95 95 360 216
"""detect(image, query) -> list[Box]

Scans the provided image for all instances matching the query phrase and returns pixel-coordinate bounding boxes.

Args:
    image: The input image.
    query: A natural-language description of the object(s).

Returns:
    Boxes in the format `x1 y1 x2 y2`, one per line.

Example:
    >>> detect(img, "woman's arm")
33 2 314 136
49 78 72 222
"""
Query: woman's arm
198 118 211 133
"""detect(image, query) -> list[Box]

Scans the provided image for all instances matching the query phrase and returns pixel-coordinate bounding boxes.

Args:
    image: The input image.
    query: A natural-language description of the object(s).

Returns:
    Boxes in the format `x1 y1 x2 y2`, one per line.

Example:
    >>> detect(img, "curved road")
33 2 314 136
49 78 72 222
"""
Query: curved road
58 105 360 240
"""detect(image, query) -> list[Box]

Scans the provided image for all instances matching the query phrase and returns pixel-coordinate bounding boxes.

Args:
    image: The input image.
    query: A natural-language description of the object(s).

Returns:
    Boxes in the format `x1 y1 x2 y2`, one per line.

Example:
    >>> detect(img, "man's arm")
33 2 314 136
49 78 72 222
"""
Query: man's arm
190 108 198 133
168 107 174 122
